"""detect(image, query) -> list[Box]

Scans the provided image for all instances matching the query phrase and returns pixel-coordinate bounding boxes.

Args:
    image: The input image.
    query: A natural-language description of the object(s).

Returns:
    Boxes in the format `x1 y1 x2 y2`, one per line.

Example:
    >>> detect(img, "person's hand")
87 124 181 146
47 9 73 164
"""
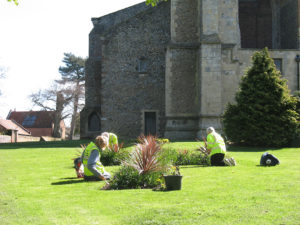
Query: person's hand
98 175 106 181
206 148 211 154
202 136 207 147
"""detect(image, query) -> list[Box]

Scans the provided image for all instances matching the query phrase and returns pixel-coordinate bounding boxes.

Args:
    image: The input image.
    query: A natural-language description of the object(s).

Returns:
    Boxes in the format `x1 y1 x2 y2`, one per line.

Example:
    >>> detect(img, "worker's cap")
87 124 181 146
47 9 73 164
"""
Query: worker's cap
101 132 109 139
206 127 215 134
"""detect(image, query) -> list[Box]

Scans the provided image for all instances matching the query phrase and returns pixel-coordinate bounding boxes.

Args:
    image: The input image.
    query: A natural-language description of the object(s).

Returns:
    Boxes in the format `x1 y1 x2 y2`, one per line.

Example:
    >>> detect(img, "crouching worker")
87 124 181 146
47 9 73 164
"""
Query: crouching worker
101 132 118 151
81 136 111 181
204 127 236 166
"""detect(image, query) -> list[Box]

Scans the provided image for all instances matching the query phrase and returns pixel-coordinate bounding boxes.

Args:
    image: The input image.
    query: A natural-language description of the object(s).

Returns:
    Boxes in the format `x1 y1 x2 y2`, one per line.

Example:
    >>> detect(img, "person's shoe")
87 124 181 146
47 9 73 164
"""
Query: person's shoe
224 158 232 166
229 157 236 166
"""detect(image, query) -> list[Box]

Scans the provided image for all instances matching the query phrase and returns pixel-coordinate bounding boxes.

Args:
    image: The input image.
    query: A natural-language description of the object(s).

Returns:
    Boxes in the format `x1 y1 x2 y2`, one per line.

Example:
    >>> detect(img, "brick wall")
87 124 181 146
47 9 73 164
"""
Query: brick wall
28 128 52 137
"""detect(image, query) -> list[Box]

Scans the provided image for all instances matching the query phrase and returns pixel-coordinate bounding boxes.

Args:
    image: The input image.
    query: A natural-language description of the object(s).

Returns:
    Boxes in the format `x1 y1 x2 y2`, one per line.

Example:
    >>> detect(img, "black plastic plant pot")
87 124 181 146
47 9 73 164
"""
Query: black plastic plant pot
163 175 182 191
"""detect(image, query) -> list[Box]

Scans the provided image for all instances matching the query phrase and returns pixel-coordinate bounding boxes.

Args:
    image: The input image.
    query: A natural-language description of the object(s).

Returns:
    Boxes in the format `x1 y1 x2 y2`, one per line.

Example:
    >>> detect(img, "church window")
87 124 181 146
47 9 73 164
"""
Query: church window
138 57 147 73
88 112 101 131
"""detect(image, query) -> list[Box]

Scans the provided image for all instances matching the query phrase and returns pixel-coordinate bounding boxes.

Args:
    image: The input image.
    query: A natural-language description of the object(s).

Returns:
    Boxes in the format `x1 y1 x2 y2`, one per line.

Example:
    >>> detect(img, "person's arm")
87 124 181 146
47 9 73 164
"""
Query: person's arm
202 136 207 147
113 134 118 146
108 133 118 150
201 136 210 154
206 134 215 154
87 150 105 180
80 146 85 162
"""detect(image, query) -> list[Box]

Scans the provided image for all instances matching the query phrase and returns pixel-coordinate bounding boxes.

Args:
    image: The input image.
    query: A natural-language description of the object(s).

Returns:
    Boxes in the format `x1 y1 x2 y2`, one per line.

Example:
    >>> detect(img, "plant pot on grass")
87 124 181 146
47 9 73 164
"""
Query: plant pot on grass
163 175 182 190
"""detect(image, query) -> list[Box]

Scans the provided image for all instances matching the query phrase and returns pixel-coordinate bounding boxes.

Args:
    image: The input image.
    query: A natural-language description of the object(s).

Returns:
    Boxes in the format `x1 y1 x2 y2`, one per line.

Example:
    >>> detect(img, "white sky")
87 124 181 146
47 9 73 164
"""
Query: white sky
0 0 144 119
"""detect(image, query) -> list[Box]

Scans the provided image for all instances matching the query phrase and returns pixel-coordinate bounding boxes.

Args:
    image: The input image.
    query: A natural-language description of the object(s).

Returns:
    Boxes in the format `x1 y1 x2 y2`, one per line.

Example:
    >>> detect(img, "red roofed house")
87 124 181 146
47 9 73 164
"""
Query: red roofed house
0 118 32 143
6 110 66 139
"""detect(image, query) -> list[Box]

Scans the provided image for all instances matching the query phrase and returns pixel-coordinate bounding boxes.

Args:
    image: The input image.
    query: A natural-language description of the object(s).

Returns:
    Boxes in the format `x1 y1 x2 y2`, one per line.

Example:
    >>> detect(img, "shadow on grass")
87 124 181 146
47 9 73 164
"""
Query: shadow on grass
255 165 280 167
0 140 90 150
51 177 88 185
0 139 136 150
180 165 210 168
227 145 282 152
152 189 182 192
60 177 78 180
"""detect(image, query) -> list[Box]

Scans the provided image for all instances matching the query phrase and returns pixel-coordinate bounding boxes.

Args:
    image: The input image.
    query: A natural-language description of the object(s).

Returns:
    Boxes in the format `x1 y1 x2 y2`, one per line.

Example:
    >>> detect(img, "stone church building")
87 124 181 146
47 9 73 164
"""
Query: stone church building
80 0 300 139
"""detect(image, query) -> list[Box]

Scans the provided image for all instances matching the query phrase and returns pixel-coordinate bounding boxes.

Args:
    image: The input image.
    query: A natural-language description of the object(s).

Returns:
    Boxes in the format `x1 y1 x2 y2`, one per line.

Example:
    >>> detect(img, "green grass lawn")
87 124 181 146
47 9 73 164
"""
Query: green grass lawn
0 142 299 225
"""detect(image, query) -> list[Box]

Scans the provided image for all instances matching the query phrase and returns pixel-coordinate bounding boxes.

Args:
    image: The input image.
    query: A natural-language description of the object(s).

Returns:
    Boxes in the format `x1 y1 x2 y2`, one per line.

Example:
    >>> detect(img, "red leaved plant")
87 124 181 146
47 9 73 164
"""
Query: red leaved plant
124 135 164 175
111 142 124 153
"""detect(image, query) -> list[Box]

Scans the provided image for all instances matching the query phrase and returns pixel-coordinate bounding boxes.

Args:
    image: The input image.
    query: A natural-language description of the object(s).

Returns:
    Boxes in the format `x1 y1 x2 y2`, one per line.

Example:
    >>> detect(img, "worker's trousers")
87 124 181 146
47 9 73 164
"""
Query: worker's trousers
210 153 226 166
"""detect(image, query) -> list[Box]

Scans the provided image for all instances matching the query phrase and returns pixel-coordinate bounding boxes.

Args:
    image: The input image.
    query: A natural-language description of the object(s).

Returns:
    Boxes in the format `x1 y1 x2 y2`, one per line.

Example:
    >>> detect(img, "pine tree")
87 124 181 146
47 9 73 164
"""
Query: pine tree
59 53 86 140
223 48 299 147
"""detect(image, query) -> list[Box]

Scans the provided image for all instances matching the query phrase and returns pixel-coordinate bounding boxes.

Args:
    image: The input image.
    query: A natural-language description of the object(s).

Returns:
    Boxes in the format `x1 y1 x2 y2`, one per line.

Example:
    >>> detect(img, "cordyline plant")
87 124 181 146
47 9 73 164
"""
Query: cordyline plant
124 135 165 175
111 143 124 153
71 144 86 160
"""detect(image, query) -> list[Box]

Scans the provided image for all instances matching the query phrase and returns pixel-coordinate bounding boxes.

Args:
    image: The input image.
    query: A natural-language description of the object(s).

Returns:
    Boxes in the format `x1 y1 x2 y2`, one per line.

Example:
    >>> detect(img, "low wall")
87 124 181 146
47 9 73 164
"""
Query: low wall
17 136 40 142
0 135 12 143
0 135 40 143
40 136 62 142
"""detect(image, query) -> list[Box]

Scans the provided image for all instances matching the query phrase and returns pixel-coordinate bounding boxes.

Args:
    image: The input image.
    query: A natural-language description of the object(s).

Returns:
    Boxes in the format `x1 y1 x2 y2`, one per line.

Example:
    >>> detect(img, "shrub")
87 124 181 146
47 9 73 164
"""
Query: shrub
107 166 162 190
175 150 209 166
76 143 129 166
158 147 178 168
105 135 170 190
157 138 170 144
223 48 299 147
100 149 129 166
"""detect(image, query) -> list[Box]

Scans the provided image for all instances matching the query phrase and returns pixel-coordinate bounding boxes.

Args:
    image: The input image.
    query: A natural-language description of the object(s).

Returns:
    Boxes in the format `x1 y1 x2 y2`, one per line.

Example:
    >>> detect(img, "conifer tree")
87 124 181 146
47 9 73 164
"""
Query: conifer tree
59 53 85 140
223 48 299 147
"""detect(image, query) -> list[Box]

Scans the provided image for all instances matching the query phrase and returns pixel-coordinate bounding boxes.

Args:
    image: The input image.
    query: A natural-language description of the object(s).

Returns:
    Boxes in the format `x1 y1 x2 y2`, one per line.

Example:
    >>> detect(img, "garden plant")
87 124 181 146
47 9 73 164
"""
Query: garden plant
104 135 172 190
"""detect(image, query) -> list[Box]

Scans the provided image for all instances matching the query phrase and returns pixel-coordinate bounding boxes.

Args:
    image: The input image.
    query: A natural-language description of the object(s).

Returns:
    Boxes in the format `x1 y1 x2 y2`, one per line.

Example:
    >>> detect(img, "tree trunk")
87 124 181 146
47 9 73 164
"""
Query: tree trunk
53 92 64 138
69 82 80 140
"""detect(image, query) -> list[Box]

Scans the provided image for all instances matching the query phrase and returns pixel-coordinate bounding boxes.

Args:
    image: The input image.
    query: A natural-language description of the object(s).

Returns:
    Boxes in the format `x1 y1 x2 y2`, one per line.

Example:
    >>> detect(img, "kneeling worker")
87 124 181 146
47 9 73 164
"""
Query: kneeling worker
81 136 111 181
101 132 118 150
205 127 235 166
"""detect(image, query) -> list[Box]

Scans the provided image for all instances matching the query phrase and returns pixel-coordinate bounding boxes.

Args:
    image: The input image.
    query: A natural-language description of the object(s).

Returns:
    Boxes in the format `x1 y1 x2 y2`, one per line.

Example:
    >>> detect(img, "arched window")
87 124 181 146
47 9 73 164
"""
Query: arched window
88 112 101 131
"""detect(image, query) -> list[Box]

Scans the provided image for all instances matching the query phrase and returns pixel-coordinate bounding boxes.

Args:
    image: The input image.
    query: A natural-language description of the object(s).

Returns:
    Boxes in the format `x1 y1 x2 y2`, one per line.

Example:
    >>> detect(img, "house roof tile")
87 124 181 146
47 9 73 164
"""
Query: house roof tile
7 111 56 128
0 119 31 135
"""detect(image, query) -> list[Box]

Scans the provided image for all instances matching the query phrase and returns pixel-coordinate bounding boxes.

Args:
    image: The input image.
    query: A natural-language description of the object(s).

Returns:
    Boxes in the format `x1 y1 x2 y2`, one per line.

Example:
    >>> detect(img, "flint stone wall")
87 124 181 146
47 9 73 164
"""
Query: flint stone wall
98 2 170 138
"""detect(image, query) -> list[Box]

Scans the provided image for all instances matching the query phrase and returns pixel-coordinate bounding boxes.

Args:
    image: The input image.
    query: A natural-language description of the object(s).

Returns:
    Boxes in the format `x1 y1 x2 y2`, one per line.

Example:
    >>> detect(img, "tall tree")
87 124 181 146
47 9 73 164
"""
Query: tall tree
59 53 85 140
30 81 73 138
223 48 299 147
